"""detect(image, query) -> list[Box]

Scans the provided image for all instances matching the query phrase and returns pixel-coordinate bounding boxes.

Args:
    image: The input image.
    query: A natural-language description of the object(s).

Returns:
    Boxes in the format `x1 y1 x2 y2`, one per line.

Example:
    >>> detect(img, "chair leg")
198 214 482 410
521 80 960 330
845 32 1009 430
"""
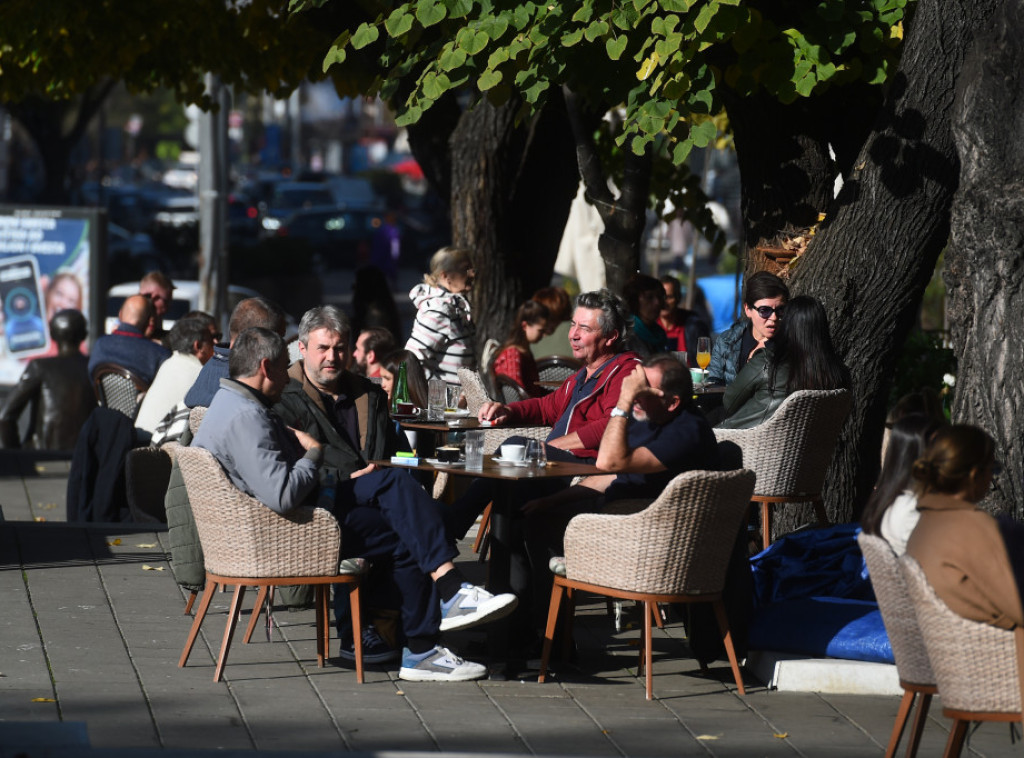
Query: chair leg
348 584 364 683
712 598 746 695
642 600 654 700
315 585 328 667
884 690 916 758
651 602 664 629
473 503 492 555
942 718 969 758
761 501 772 551
905 693 931 758
213 585 247 682
539 582 566 683
243 585 270 644
562 588 577 660
184 589 197 615
179 578 218 667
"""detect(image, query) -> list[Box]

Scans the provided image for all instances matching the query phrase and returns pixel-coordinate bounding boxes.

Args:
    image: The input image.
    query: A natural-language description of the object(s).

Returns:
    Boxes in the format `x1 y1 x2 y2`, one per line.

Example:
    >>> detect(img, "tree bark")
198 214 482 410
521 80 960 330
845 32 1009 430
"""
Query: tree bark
563 87 650 293
785 0 1001 529
946 0 1024 516
446 93 579 352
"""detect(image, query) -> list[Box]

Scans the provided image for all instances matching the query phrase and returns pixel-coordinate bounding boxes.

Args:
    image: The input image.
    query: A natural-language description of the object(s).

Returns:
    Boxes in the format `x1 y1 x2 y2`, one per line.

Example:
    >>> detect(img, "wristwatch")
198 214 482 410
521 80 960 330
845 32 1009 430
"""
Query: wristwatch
610 407 631 420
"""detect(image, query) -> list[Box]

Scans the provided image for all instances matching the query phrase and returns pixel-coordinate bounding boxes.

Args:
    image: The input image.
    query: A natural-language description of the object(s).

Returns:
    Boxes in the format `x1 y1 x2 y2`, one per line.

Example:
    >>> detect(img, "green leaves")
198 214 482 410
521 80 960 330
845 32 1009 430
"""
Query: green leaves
351 22 380 50
416 2 447 28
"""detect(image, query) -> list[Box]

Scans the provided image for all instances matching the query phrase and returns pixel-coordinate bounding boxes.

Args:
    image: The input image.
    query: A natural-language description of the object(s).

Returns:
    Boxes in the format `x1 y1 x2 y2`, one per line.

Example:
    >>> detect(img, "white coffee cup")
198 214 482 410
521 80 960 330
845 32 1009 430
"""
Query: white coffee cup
500 443 526 461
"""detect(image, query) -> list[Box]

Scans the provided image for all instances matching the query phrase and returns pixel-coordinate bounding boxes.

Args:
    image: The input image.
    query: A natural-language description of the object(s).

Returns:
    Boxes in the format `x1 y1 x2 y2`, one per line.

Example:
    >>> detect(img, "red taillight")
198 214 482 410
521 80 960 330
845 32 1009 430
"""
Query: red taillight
247 206 258 219
276 228 288 237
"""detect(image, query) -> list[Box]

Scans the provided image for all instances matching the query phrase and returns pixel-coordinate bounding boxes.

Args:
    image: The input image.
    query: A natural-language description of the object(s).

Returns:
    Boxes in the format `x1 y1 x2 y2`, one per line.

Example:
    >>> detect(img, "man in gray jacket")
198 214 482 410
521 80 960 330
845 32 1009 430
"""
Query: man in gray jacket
199 322 513 682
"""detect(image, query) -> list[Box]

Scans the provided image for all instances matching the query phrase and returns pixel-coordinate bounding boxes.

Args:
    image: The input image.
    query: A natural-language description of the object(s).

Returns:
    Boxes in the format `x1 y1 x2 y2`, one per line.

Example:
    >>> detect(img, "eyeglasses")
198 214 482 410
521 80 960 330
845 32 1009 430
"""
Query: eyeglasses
751 305 785 319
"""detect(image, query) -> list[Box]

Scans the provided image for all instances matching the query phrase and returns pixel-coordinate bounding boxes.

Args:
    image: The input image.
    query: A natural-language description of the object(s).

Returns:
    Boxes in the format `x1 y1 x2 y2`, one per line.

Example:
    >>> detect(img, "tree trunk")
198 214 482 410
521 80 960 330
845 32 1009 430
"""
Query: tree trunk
447 94 579 352
946 0 1024 517
785 0 1001 530
563 87 650 293
8 84 114 205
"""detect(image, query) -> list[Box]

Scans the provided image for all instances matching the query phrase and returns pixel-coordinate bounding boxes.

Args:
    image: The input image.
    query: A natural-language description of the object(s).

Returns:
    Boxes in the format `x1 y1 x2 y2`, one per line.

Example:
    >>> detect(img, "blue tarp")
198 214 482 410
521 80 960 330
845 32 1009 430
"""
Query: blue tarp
748 523 894 664
697 273 742 334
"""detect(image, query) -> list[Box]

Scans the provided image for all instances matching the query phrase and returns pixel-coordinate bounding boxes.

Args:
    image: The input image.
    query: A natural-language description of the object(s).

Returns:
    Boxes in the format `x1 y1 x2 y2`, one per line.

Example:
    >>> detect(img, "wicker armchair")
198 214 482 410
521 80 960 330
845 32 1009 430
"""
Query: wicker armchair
713 388 851 550
900 555 1022 758
175 445 365 683
858 534 936 758
536 355 581 384
188 406 207 436
91 362 150 420
539 468 756 700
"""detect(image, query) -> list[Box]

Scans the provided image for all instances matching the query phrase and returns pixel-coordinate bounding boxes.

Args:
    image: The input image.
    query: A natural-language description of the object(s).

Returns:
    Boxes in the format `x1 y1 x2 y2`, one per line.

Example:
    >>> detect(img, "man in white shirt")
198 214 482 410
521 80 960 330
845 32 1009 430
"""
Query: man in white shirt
134 314 216 442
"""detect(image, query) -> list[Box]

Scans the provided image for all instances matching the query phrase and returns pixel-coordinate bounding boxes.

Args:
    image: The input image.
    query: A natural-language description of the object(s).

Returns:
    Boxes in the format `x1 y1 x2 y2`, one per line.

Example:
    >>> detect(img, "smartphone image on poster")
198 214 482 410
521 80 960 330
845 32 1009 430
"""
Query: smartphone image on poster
0 255 50 356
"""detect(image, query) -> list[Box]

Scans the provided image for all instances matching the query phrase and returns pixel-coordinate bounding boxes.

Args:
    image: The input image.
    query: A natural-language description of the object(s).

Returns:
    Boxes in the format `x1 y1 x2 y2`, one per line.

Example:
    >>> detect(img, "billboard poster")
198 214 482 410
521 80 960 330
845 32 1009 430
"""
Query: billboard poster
0 206 104 386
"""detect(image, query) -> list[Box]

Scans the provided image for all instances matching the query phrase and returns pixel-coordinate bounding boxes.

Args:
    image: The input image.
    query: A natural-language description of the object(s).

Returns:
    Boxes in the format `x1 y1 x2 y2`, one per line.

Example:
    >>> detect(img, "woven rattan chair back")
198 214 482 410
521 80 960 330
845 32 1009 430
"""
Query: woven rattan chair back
457 367 495 414
92 362 150 420
176 445 342 578
713 388 850 496
900 555 1020 715
859 534 935 687
858 533 935 758
188 406 207 436
536 355 582 384
562 468 756 595
496 374 530 404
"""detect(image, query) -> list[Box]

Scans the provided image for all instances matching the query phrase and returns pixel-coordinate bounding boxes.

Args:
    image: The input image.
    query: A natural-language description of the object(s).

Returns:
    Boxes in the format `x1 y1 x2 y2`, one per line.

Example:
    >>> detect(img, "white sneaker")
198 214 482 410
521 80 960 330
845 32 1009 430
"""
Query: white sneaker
439 583 518 632
398 645 487 682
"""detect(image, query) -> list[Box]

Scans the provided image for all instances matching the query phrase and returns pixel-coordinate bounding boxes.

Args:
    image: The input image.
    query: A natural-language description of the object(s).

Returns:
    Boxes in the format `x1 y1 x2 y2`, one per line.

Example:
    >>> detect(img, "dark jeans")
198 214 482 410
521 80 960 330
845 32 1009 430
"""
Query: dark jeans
332 467 455 643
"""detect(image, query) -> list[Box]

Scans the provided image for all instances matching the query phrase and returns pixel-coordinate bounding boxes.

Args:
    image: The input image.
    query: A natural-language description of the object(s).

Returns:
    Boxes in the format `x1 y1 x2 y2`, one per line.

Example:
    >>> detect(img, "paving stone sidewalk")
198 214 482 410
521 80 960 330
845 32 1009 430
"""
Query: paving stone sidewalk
0 451 1016 757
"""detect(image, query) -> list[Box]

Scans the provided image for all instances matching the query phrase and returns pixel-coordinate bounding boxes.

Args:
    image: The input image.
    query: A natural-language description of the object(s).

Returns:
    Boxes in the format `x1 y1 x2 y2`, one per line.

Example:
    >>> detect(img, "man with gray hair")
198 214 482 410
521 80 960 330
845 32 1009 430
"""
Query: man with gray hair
275 305 515 682
193 327 321 512
477 288 639 462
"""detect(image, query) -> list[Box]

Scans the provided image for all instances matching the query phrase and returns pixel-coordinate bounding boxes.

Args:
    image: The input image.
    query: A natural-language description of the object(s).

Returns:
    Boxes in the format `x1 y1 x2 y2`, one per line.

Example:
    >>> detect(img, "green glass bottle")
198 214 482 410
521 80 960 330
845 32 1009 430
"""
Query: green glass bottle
392 360 410 412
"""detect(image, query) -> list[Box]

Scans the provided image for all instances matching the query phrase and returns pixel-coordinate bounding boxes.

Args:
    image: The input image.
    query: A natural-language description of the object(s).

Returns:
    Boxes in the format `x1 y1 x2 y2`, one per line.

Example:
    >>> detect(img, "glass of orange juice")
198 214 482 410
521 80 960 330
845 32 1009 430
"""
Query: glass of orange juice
695 337 711 391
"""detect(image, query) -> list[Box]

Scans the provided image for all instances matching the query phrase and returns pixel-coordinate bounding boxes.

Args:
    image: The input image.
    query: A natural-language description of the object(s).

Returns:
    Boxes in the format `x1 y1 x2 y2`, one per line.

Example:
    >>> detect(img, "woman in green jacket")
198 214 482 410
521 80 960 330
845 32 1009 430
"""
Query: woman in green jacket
718 295 849 429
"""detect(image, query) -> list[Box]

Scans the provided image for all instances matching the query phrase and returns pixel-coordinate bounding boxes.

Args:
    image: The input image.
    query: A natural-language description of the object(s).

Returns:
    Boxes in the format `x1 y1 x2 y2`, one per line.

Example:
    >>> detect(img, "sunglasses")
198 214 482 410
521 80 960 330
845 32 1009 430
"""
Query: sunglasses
751 305 785 319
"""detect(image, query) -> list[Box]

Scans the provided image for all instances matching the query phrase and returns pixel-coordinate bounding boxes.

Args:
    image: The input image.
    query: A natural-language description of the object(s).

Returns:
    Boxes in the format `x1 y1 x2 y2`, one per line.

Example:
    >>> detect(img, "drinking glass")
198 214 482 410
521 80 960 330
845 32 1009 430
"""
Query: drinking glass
526 438 547 468
695 336 711 390
445 384 461 412
427 378 446 421
464 430 485 470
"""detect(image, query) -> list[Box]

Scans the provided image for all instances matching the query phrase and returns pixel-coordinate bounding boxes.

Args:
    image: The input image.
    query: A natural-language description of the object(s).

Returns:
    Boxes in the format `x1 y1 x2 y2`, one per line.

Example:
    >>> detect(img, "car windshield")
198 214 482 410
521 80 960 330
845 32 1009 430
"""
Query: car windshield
272 188 334 209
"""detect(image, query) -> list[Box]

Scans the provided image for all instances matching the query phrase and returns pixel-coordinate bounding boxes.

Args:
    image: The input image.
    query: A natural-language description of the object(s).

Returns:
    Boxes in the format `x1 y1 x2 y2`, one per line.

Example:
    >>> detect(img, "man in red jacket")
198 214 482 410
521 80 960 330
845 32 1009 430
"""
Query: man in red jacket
448 289 639 543
478 289 640 461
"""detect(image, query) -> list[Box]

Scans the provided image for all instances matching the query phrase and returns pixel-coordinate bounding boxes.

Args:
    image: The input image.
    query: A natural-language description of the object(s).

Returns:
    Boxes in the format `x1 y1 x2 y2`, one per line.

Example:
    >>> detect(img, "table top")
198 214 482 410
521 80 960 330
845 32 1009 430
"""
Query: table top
371 456 600 481
397 416 486 432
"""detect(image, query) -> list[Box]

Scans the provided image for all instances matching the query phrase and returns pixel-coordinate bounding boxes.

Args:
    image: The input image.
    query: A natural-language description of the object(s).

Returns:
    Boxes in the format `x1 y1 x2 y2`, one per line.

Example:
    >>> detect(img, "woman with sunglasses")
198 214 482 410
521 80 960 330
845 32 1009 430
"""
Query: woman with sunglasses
705 271 789 386
906 425 1022 631
718 295 849 429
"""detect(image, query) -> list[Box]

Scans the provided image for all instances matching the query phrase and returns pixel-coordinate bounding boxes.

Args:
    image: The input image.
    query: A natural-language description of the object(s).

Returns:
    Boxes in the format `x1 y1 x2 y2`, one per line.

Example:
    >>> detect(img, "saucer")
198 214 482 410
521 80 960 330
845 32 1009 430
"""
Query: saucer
426 458 464 467
492 455 529 466
444 409 470 418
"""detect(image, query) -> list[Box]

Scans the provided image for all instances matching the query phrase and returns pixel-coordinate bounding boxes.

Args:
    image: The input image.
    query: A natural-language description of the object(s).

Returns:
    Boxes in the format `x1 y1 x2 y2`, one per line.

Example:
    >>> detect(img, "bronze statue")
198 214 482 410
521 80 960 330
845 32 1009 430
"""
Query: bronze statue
0 309 96 451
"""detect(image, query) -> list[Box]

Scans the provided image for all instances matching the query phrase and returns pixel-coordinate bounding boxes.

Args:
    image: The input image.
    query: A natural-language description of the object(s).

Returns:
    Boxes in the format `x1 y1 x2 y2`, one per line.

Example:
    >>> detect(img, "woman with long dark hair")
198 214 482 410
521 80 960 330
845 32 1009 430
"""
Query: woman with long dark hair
718 295 849 429
860 413 945 554
380 349 429 410
492 300 549 397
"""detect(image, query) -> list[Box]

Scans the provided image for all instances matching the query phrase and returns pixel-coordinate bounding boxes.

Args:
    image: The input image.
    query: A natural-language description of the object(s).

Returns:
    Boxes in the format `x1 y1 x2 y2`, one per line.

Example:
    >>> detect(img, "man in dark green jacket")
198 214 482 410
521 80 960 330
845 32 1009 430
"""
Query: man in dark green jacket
274 305 516 682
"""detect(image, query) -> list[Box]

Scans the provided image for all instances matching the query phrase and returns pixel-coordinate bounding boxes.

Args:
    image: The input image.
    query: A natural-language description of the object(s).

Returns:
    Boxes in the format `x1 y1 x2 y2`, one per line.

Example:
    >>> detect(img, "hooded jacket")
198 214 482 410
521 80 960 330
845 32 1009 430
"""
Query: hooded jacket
404 283 475 383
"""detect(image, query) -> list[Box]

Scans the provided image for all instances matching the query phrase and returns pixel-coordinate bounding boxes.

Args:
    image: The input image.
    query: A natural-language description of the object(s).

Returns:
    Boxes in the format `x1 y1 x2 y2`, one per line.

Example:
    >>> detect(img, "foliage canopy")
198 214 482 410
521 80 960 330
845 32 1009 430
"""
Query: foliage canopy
301 0 910 167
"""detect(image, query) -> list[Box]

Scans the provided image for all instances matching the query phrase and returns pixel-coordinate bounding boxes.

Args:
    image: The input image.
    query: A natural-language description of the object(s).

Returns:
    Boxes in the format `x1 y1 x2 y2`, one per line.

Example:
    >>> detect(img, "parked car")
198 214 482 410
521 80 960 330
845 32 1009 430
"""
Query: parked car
273 208 383 268
259 182 337 235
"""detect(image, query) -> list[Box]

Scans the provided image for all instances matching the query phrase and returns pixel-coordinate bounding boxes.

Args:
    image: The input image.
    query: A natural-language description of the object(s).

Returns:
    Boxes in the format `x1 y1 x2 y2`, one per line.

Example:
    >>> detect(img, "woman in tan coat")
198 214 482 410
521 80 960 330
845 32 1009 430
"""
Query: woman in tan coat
905 425 1023 630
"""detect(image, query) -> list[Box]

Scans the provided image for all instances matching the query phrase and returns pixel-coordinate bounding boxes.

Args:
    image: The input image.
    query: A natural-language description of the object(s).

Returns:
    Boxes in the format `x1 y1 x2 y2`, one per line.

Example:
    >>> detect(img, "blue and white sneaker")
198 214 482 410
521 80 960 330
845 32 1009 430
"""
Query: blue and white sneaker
398 645 487 682
439 583 518 632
